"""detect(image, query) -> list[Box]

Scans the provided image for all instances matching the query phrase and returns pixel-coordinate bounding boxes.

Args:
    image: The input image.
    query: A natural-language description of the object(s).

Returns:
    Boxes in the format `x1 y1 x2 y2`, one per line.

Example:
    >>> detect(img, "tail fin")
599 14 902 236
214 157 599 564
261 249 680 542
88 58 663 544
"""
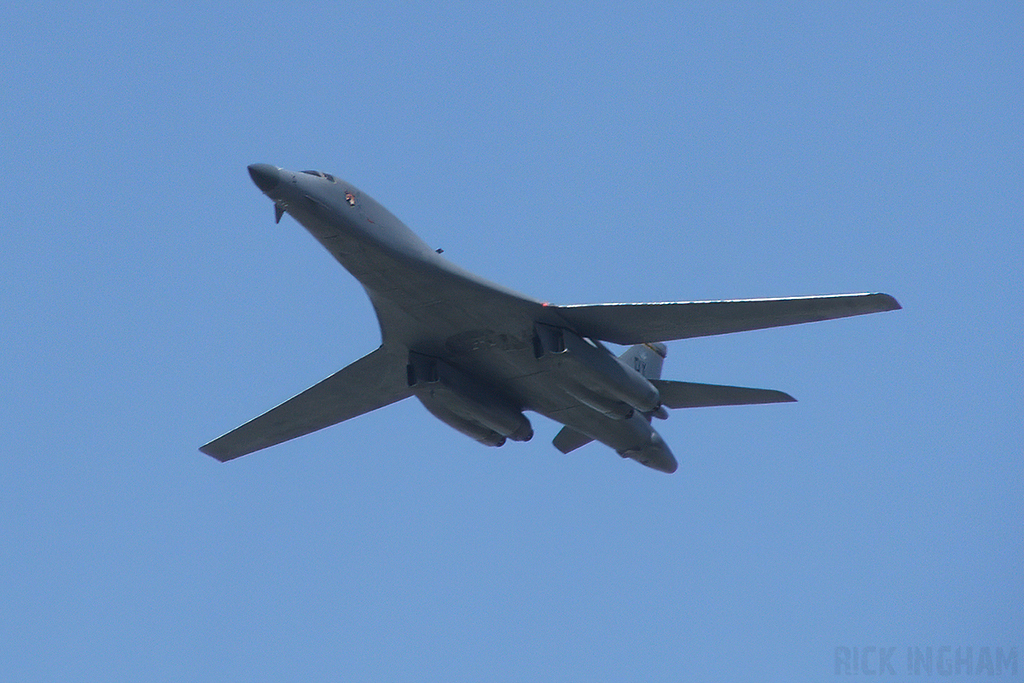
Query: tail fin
551 343 668 453
651 379 795 409
551 342 797 456
619 342 667 380
552 424 595 454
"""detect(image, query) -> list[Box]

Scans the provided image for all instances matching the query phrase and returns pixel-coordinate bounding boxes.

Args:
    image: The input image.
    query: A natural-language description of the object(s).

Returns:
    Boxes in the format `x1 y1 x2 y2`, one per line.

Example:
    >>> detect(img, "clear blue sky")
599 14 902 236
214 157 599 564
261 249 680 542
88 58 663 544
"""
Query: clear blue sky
2 2 1020 681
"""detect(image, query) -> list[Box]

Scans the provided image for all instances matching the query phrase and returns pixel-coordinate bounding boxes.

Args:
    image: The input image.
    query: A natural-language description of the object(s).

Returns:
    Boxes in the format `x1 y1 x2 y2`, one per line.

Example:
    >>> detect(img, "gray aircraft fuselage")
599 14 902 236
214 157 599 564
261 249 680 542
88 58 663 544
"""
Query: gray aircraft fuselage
200 164 901 473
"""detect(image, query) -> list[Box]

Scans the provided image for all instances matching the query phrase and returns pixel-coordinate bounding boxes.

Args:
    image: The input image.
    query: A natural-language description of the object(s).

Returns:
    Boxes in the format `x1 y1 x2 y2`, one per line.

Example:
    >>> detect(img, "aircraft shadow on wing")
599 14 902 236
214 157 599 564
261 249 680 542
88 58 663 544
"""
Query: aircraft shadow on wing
201 165 900 474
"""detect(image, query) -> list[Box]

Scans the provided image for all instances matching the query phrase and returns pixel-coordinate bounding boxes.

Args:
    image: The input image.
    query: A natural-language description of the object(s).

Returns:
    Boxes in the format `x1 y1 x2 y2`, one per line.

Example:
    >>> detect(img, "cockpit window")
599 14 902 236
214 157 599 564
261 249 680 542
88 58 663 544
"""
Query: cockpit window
301 170 337 182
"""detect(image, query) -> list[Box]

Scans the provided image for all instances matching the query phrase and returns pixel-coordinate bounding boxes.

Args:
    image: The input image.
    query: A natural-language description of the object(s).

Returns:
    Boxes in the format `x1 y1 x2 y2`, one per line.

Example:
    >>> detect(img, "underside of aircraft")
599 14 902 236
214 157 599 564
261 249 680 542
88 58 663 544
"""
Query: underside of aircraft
200 165 900 473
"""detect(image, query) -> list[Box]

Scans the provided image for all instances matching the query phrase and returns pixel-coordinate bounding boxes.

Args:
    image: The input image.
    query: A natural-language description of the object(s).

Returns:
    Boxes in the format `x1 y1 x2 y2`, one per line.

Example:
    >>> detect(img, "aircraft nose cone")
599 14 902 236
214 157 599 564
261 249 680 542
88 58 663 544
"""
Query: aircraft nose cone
248 163 280 193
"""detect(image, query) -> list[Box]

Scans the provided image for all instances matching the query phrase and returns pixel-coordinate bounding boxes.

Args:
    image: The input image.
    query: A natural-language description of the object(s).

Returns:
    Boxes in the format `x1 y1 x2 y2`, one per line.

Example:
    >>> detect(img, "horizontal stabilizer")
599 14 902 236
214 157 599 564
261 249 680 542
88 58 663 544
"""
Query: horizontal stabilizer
550 293 900 345
651 379 796 409
552 425 595 454
200 345 412 461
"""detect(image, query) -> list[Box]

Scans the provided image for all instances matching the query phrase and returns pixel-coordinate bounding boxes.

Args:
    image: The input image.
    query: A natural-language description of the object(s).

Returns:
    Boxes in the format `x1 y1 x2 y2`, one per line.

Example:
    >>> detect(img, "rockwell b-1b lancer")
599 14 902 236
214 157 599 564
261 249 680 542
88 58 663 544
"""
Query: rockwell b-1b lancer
200 164 900 473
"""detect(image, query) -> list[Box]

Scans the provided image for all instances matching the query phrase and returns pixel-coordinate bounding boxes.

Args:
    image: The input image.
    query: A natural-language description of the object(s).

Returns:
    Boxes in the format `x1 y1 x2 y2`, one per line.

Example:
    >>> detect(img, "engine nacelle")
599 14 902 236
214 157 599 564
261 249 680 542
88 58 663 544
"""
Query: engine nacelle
534 324 661 416
417 399 508 447
408 352 534 445
562 385 635 420
619 429 678 474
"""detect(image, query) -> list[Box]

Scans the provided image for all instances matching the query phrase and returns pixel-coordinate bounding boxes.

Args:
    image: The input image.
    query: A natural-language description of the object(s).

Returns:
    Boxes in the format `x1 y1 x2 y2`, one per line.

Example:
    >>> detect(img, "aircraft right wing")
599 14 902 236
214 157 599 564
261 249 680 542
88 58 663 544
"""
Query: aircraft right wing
200 345 413 462
549 293 900 345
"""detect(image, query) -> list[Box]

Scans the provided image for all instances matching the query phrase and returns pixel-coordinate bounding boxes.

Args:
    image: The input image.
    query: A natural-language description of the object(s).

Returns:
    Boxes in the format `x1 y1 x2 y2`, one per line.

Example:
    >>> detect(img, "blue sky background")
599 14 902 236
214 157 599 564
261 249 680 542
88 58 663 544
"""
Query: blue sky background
2 2 1020 681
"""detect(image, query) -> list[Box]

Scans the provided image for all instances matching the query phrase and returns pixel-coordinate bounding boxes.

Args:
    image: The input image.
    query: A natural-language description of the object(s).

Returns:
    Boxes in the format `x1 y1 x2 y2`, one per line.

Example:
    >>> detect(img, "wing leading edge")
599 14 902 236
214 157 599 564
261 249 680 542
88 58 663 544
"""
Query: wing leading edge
549 293 900 345
200 345 412 462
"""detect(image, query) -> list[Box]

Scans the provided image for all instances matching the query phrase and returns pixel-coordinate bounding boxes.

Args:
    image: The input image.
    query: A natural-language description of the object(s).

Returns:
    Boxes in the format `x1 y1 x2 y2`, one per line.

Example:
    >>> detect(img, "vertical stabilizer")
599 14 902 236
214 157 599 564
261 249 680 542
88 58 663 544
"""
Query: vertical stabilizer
552 342 668 454
619 342 667 380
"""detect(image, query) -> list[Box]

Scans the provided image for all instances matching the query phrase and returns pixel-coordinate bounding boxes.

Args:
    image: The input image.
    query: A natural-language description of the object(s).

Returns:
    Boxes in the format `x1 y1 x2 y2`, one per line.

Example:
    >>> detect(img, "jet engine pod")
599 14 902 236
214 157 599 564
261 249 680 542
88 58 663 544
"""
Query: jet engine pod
408 352 533 445
417 398 508 447
534 324 661 414
619 430 678 474
562 384 635 420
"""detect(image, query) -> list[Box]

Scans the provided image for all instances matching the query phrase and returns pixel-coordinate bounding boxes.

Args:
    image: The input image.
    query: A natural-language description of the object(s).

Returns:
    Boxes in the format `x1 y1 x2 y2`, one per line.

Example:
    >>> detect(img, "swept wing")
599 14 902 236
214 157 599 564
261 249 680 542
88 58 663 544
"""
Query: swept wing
200 345 412 461
550 293 900 345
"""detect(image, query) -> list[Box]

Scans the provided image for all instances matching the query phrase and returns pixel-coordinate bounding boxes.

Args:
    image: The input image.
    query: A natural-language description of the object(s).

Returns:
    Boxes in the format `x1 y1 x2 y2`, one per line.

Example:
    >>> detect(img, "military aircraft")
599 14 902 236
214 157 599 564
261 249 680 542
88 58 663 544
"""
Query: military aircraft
200 164 900 473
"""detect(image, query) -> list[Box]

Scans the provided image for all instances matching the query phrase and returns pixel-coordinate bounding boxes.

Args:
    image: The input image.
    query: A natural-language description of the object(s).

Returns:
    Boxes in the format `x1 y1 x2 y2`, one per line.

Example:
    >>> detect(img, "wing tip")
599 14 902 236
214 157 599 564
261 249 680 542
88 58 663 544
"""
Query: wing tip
874 293 902 312
744 389 797 404
198 443 238 462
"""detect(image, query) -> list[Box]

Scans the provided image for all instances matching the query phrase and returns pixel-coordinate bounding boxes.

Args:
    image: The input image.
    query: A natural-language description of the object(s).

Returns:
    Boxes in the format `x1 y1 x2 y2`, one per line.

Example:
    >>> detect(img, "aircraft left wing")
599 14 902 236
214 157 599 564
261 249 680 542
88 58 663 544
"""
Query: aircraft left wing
200 345 412 462
549 293 900 345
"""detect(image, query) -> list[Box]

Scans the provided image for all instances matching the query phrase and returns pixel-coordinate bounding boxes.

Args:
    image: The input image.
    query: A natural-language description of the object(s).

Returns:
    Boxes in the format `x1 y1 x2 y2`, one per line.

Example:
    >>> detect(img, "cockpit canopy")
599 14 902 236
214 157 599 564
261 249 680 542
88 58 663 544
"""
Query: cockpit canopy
302 170 336 182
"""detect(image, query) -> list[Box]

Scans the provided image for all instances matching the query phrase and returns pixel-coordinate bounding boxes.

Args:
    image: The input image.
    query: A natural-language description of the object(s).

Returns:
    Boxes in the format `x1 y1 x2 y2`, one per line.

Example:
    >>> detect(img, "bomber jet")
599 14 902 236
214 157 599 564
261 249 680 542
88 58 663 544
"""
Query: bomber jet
200 164 900 473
